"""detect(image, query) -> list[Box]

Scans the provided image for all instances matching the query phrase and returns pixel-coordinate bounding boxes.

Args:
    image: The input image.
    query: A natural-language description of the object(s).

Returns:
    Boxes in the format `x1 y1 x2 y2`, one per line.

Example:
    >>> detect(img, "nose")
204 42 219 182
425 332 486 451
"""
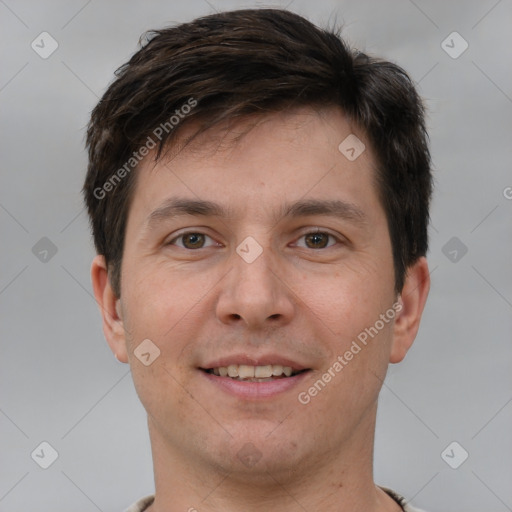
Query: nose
215 240 295 330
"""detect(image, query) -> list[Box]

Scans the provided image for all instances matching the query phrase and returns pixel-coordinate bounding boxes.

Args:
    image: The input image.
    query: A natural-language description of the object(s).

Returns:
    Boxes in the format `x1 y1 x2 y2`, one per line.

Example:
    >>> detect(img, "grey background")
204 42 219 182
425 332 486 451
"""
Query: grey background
1 0 511 511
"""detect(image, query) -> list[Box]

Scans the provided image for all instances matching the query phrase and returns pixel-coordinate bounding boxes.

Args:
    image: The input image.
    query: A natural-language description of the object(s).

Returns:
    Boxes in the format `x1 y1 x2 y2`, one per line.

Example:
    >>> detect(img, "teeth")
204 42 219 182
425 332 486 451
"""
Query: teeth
272 364 283 376
255 365 273 378
209 364 296 380
238 365 255 379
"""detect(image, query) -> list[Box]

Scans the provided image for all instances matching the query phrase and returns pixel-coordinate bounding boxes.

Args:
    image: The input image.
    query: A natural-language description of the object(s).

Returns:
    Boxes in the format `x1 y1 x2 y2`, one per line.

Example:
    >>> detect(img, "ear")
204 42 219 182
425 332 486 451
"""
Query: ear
390 257 430 364
91 255 129 363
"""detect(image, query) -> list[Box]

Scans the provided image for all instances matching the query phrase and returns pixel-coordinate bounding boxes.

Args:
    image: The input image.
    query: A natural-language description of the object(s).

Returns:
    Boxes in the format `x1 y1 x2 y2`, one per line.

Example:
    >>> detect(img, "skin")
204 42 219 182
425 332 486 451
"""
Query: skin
92 106 430 512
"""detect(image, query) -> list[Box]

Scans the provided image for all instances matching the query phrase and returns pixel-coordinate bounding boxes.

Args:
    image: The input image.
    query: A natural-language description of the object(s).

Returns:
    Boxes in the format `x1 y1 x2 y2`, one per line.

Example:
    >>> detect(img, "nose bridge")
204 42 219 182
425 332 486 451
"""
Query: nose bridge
216 234 294 327
233 235 279 300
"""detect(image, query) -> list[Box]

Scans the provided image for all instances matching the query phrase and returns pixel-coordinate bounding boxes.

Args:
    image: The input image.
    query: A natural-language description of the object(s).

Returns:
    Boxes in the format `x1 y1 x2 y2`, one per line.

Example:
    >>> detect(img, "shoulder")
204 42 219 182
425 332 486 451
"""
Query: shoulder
380 486 429 512
123 494 155 512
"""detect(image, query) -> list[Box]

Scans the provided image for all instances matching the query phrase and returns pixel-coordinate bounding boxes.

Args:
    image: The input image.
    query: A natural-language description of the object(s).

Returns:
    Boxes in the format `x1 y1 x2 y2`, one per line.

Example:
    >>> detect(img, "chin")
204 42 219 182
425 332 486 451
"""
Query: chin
205 424 305 477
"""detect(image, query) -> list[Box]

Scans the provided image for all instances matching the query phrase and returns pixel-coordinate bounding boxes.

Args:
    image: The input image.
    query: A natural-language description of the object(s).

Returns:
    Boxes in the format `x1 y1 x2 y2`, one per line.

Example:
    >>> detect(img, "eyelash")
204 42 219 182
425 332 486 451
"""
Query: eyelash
166 229 342 250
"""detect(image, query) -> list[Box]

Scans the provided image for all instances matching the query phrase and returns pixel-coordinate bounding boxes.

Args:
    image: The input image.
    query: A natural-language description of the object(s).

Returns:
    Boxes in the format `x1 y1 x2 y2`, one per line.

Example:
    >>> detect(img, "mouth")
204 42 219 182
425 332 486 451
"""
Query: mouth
199 361 312 399
201 364 309 382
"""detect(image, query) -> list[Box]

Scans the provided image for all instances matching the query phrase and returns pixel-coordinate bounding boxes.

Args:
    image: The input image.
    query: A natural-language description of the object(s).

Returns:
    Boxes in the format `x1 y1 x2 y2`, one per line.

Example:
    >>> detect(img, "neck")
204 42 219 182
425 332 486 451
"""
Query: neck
145 403 401 512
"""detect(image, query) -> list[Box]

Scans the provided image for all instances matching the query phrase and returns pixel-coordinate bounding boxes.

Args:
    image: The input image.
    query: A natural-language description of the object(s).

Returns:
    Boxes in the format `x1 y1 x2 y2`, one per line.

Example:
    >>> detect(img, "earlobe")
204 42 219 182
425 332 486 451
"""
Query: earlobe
389 257 430 364
90 255 129 363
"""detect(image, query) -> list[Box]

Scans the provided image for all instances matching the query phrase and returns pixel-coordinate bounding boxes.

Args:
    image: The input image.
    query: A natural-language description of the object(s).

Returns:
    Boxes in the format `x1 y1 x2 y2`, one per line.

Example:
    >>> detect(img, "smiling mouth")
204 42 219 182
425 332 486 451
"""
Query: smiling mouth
201 364 309 382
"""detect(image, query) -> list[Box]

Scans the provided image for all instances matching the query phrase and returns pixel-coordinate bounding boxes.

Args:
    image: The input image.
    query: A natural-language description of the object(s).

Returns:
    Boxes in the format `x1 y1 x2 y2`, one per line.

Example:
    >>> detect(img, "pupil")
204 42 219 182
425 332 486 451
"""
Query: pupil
184 233 203 248
306 233 328 249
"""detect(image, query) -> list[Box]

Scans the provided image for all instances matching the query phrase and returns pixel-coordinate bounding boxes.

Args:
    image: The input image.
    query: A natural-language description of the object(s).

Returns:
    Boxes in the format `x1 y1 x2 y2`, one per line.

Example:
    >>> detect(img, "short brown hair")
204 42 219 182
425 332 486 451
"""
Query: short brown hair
83 8 432 296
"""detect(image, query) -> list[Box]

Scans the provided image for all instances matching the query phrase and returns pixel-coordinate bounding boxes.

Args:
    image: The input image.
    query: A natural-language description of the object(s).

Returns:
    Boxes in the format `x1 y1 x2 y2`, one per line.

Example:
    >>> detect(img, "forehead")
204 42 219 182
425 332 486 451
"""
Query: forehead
127 106 380 227
170 106 363 158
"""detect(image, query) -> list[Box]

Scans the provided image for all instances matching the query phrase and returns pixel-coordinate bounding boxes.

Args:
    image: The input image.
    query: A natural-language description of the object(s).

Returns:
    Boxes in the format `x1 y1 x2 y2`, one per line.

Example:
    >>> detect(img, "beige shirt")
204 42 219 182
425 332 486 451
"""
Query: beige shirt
124 487 427 511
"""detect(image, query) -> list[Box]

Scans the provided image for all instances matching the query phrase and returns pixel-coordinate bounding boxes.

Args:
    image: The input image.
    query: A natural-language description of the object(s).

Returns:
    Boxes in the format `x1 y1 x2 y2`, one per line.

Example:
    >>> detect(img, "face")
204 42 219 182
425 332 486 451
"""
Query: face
93 106 428 480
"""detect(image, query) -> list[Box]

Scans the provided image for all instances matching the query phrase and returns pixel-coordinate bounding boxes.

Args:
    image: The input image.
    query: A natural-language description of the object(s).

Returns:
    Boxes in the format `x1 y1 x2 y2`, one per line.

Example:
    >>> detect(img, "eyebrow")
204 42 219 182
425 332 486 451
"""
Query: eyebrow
145 196 367 229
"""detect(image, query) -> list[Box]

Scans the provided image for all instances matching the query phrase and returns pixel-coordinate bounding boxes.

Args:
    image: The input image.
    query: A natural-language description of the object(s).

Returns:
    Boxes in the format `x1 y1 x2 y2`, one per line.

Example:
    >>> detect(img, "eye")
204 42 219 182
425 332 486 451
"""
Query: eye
295 230 340 250
167 231 218 250
166 229 342 251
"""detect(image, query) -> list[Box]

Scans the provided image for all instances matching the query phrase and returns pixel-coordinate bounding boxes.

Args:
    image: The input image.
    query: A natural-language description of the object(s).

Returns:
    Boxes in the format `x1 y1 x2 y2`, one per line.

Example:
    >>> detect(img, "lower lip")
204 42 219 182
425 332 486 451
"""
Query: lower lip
200 370 311 399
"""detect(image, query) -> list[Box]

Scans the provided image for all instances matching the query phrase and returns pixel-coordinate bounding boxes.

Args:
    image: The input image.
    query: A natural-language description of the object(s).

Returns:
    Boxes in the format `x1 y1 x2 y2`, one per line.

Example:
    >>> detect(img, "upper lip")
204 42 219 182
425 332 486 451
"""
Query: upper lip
200 354 310 372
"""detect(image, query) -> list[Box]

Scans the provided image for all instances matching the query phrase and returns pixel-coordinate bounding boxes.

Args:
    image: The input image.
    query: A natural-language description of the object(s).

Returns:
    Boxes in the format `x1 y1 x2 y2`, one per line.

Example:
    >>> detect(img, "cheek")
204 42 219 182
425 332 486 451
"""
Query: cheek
123 262 207 335
300 321 394 423
122 271 198 407
297 260 389 342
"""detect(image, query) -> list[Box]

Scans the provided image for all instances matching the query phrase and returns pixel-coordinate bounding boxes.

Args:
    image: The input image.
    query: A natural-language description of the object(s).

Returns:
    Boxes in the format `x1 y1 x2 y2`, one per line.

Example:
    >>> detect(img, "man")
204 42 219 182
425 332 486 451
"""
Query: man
84 8 432 512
